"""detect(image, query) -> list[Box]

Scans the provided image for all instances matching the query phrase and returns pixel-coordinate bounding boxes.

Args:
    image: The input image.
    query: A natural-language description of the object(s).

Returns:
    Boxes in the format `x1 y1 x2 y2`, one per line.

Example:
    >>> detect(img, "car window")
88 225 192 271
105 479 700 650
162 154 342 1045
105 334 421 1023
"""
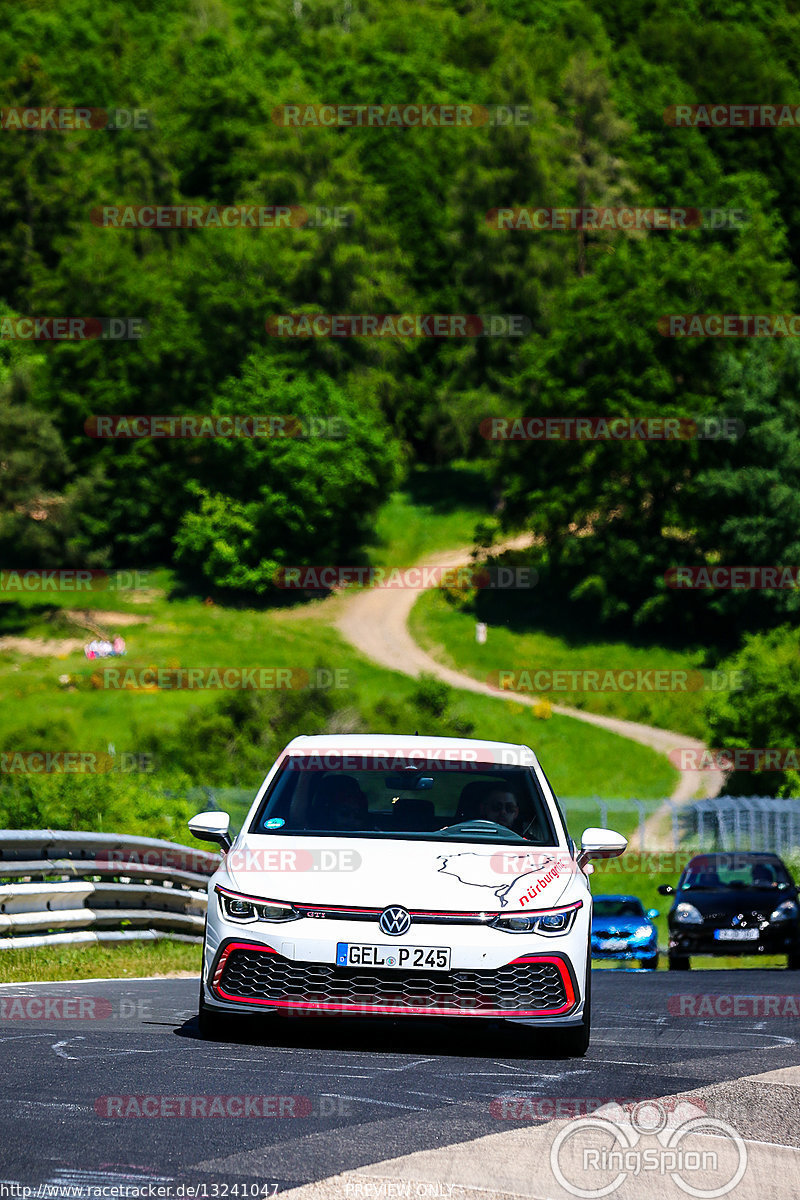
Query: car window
679 856 793 890
249 756 559 845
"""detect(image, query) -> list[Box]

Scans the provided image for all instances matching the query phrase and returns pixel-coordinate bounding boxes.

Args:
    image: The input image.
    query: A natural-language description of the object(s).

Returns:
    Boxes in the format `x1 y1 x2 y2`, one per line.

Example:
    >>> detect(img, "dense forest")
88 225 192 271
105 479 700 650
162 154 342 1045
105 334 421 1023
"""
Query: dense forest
3 0 800 644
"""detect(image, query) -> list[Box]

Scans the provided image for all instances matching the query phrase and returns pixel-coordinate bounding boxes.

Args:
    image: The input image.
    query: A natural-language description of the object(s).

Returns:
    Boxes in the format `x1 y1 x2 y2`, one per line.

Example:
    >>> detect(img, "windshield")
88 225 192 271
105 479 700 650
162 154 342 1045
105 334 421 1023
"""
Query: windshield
679 856 793 890
249 756 559 845
593 899 645 918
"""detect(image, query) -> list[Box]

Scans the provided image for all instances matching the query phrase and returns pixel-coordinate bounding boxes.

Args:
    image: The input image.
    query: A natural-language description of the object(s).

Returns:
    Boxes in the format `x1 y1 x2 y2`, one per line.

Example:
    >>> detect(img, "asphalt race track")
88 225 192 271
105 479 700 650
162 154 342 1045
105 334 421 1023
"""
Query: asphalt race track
0 971 798 1199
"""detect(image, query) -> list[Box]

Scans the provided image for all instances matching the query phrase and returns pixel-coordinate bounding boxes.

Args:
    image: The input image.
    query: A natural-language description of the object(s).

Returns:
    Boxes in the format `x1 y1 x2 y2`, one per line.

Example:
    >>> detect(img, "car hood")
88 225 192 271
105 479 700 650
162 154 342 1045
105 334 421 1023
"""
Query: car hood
672 887 795 920
592 917 651 936
224 836 579 912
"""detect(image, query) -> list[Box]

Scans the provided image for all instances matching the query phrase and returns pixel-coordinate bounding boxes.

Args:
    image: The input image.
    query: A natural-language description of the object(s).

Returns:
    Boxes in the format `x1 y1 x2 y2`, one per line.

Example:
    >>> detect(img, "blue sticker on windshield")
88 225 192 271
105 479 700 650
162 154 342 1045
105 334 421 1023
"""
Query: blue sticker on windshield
264 818 285 829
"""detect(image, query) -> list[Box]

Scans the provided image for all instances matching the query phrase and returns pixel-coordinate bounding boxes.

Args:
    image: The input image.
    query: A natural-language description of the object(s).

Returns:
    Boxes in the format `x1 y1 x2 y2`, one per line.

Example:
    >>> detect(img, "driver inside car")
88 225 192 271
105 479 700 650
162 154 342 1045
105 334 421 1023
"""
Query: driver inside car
478 787 520 830
311 773 371 832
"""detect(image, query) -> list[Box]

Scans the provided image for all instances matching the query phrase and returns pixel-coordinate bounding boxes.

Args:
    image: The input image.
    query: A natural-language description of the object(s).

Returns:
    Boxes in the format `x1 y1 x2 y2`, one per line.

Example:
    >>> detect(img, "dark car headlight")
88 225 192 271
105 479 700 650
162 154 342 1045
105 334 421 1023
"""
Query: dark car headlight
673 902 703 926
217 885 299 924
770 900 799 924
493 902 581 935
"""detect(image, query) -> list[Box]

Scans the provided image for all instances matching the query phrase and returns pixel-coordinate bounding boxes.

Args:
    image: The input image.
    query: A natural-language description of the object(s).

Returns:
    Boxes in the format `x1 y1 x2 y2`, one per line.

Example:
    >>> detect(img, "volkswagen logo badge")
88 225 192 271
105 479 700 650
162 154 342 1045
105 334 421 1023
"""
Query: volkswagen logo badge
379 906 412 936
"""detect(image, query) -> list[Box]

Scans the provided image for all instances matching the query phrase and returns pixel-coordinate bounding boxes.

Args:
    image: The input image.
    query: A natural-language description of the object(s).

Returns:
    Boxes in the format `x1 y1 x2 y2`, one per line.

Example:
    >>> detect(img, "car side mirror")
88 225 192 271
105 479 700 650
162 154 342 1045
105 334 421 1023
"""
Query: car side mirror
188 810 232 851
577 827 627 868
657 884 674 896
647 908 660 919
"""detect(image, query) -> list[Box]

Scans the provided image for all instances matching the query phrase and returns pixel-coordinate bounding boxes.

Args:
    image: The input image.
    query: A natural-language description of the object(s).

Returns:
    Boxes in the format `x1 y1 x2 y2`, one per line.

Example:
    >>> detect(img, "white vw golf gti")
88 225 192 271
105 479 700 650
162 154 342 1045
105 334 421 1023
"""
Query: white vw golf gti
189 734 626 1055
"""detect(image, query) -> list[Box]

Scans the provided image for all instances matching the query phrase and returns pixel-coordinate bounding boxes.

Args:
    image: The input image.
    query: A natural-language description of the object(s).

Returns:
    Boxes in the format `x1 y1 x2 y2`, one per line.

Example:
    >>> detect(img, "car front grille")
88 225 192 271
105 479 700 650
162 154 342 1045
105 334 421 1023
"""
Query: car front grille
216 946 572 1015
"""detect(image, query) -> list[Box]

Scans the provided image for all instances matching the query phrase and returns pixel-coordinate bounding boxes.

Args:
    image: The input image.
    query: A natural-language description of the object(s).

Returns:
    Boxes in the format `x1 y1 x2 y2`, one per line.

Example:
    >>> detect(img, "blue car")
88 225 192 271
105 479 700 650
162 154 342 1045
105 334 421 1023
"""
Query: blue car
591 894 660 969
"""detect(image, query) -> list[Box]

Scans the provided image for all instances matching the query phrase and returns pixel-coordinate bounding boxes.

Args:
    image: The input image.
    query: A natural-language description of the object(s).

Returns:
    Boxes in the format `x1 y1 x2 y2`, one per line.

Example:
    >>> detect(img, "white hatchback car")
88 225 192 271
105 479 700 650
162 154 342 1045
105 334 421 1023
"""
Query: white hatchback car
189 734 626 1055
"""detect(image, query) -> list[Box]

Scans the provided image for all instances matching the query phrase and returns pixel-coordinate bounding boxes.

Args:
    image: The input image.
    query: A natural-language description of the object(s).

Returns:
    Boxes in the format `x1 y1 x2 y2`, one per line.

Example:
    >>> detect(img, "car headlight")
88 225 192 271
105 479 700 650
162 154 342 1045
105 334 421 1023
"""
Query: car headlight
492 903 581 936
633 925 655 941
673 902 703 925
769 900 799 923
217 885 299 924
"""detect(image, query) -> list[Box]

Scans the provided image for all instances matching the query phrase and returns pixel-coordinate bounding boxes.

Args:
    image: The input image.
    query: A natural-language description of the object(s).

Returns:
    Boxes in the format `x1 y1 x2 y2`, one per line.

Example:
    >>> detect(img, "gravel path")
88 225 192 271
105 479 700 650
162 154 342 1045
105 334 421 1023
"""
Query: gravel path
334 540 723 845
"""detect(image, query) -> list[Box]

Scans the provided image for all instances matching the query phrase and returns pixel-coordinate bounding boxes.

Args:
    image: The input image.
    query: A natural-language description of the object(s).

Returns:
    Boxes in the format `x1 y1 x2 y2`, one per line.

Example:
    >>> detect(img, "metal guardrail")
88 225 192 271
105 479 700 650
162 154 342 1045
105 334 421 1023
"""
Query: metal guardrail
0 830 220 949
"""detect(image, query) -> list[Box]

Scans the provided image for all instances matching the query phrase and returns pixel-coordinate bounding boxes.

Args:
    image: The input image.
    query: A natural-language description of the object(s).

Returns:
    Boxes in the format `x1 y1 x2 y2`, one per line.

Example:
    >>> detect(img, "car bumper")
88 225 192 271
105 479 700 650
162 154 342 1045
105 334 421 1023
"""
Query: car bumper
591 943 657 961
669 928 799 956
202 910 589 1026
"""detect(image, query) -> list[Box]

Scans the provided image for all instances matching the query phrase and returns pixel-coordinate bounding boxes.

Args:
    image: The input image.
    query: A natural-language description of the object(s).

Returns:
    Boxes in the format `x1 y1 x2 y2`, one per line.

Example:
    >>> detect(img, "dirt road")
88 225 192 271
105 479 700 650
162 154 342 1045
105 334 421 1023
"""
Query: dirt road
334 541 723 846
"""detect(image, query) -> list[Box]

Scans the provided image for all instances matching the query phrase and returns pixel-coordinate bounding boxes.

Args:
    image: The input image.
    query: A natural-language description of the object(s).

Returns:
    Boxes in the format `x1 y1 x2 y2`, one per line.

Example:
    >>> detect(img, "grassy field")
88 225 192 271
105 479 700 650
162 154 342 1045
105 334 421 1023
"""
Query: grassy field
410 589 710 739
0 469 678 806
0 939 201 983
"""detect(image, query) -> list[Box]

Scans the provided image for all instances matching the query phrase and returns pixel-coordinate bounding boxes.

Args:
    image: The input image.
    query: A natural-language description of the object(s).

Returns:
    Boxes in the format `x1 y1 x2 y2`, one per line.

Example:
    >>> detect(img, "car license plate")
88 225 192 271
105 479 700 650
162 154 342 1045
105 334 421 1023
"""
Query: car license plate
597 939 629 950
336 943 451 970
714 928 759 941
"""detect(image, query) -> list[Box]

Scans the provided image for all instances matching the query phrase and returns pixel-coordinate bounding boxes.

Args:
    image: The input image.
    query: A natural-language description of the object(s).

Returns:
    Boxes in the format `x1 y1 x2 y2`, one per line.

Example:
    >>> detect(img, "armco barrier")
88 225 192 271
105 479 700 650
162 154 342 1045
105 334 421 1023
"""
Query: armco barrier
0 830 220 949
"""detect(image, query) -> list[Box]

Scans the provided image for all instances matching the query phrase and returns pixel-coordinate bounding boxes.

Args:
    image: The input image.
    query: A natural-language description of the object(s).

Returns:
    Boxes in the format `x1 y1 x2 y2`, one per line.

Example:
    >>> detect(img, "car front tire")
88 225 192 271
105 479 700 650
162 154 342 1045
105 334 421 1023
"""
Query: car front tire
641 953 659 971
549 952 591 1058
198 981 235 1040
668 954 690 971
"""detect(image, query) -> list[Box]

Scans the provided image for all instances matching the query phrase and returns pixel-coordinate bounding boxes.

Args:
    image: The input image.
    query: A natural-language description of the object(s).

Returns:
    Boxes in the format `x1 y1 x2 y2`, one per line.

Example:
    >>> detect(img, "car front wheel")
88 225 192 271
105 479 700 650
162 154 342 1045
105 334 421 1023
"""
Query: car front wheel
549 953 591 1058
668 954 690 971
641 953 659 971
